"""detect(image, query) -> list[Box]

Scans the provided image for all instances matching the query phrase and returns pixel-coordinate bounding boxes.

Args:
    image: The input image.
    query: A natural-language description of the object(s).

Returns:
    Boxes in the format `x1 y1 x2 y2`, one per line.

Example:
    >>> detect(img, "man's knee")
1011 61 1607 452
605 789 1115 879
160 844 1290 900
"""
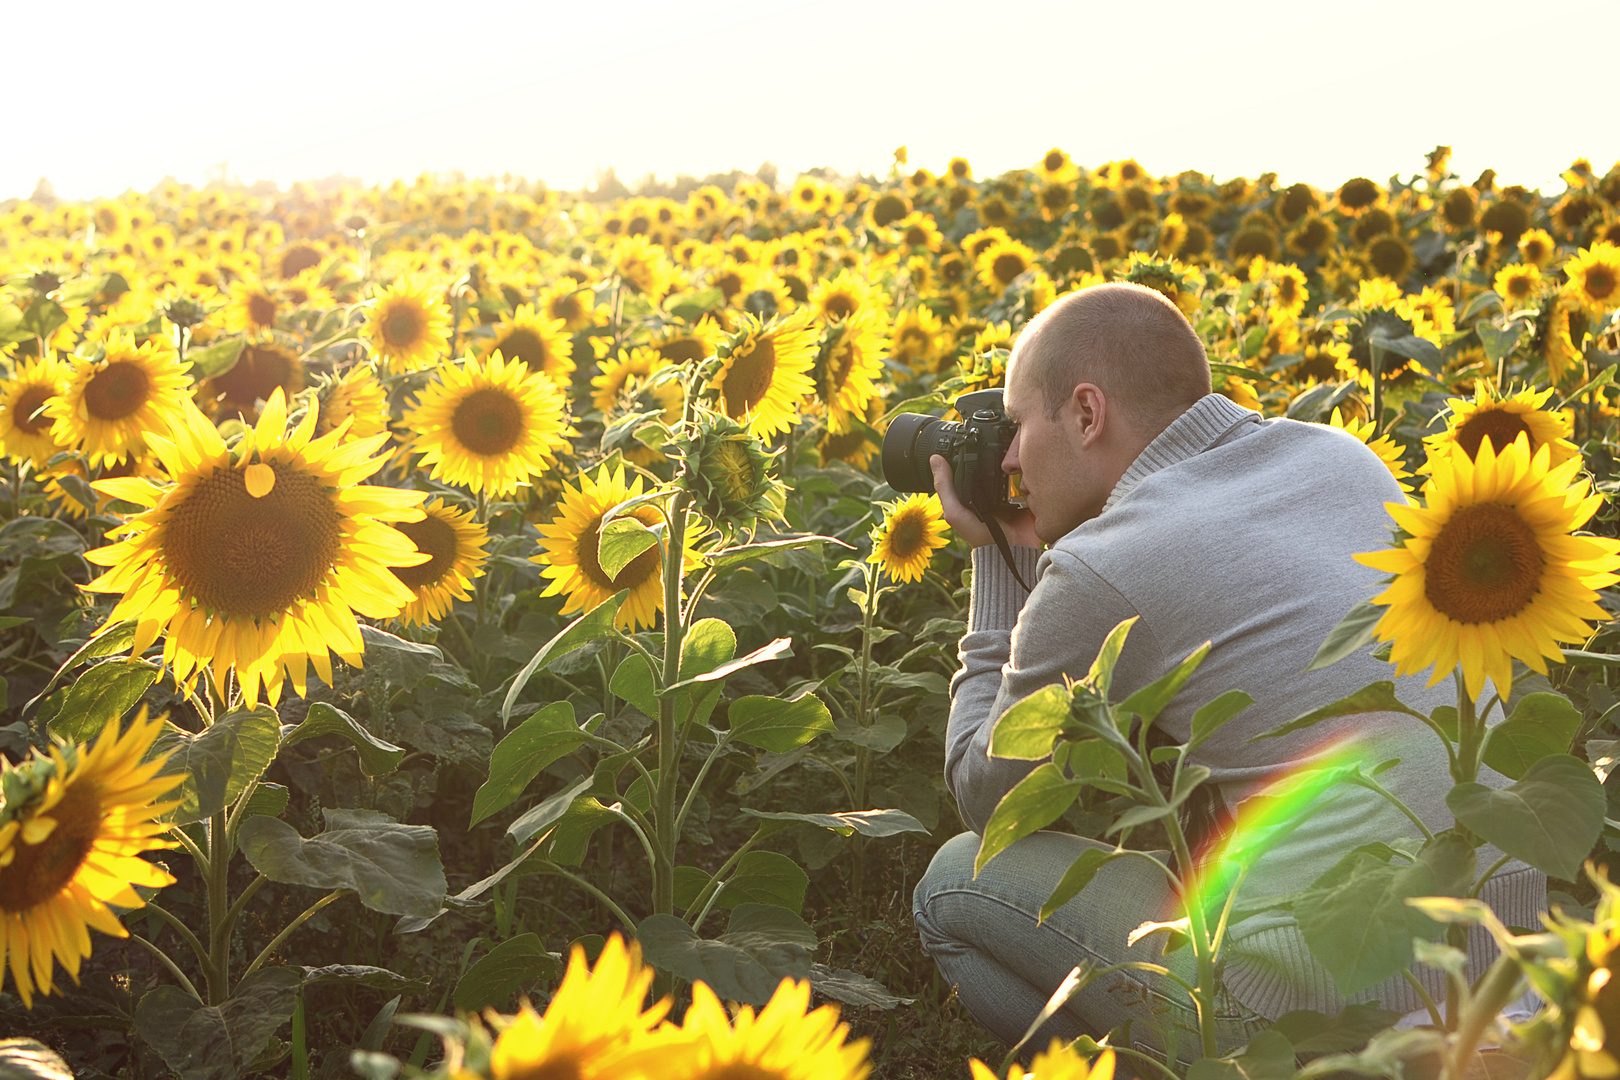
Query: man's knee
913 831 980 936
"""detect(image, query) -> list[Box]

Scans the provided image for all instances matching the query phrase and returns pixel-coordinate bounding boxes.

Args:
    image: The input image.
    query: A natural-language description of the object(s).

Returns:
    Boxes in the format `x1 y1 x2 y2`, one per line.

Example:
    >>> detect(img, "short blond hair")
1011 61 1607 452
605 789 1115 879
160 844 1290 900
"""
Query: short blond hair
1014 283 1210 436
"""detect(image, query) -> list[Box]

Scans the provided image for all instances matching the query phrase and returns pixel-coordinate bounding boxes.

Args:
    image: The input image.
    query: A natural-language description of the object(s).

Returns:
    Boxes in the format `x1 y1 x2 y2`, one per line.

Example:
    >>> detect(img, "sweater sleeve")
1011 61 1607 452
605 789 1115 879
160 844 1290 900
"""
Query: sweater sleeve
945 546 1159 833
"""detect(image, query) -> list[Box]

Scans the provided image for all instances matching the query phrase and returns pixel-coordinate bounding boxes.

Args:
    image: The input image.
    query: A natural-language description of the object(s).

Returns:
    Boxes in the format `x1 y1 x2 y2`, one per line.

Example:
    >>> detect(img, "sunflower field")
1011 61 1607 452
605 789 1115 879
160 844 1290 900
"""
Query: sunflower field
3 145 1620 1080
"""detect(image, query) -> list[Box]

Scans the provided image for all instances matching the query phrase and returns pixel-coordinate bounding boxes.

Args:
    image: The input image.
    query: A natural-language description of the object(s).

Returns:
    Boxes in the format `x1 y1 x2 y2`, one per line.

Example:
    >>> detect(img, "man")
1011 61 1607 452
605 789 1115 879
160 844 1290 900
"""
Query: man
912 283 1542 1054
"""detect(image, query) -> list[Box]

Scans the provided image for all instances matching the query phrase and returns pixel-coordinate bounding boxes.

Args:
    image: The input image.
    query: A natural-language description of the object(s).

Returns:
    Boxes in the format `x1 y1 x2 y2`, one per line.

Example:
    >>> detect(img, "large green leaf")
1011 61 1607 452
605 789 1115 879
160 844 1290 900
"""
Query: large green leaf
609 653 659 716
453 933 562 1011
1447 754 1605 880
1481 693 1581 781
1252 682 1427 742
975 763 1084 875
807 964 914 1009
237 808 446 917
636 903 816 1005
186 336 247 379
471 702 584 826
1306 599 1384 671
546 797 622 866
1118 641 1211 731
154 706 281 826
508 776 596 845
1294 845 1444 995
48 659 157 742
717 851 808 911
672 617 738 727
738 807 927 837
1190 690 1255 750
1271 1003 1404 1054
988 684 1071 760
1039 847 1129 922
727 694 834 752
502 591 629 725
662 636 791 695
704 534 853 570
597 517 659 580
279 702 404 778
133 968 302 1080
1476 322 1523 365
1084 617 1136 697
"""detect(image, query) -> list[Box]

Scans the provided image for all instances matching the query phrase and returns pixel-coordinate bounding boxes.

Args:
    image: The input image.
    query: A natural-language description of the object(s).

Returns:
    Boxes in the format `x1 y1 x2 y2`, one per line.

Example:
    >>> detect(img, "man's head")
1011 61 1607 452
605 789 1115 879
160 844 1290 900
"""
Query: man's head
1002 282 1211 542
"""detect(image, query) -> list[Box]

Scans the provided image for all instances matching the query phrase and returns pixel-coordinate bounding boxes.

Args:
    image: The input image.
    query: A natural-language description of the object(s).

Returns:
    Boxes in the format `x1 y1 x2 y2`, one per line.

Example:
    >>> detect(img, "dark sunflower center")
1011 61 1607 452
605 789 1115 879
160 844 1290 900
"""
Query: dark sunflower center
888 512 926 557
905 224 930 246
717 272 744 300
576 512 662 591
451 388 525 456
1369 237 1412 278
872 194 908 227
722 339 777 417
551 295 584 323
248 293 278 327
1454 411 1533 459
279 245 321 278
84 361 152 421
992 253 1027 285
504 1055 585 1080
217 345 301 406
1277 279 1301 306
164 463 343 618
1424 503 1543 624
1045 151 1066 172
391 513 459 590
1506 272 1535 299
658 337 708 364
497 327 551 372
823 293 856 319
382 305 423 348
0 780 102 912
1585 266 1616 302
13 385 53 434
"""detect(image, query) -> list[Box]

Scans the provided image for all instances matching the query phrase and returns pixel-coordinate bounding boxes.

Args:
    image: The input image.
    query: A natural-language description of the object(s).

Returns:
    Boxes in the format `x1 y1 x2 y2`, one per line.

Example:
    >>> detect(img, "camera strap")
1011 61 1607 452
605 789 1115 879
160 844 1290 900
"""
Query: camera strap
981 514 1033 592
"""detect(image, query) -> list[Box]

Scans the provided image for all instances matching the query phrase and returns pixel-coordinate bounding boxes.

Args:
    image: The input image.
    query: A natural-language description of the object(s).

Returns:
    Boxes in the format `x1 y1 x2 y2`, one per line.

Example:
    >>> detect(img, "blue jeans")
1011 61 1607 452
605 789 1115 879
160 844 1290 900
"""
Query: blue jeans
913 831 1267 1062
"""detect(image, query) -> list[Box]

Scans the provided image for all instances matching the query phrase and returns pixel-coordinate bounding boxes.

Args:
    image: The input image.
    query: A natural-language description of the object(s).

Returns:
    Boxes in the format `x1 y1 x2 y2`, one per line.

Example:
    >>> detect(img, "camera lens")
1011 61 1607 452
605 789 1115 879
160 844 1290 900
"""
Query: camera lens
882 413 960 494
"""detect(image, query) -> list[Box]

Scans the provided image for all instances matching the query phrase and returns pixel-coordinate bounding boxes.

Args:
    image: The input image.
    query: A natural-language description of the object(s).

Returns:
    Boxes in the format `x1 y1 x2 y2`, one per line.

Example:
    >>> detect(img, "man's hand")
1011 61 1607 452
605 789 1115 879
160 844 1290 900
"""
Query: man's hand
930 455 1041 550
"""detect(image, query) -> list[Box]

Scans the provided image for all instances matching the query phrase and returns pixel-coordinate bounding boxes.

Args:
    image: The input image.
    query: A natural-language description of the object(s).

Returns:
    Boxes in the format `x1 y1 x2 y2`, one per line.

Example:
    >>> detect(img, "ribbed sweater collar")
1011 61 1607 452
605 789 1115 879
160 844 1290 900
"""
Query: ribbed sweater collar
1101 394 1260 514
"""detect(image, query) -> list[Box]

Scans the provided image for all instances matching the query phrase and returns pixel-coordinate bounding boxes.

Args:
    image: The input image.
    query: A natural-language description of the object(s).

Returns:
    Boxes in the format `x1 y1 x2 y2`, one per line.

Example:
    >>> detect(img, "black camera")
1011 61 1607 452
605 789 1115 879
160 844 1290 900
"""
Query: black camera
882 389 1020 519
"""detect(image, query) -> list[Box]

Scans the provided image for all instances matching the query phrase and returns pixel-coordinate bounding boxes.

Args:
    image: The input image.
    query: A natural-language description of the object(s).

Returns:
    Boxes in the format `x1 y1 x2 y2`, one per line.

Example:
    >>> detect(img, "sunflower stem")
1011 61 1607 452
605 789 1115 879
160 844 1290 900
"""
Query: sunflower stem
206 810 230 1003
654 491 691 926
129 934 203 1003
1453 671 1482 786
242 889 344 982
145 902 212 973
851 561 881 901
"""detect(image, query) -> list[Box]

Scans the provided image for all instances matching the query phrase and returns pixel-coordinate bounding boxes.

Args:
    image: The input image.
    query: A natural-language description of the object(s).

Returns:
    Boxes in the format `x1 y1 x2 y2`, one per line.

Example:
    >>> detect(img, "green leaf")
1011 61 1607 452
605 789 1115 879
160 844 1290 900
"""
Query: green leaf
716 851 809 911
186 336 247 379
134 967 302 1080
238 808 447 917
19 298 67 342
1271 1003 1404 1054
704 534 854 570
1252 681 1427 742
1481 693 1581 781
47 659 157 742
807 964 914 1009
1294 846 1442 995
1084 617 1137 697
609 653 659 716
1190 690 1254 750
502 591 628 725
831 714 906 753
154 706 281 826
471 702 585 826
301 964 428 994
975 764 1084 875
635 903 816 1006
240 782 289 821
727 695 834 753
1461 290 1503 322
988 684 1071 760
1447 754 1605 880
280 702 405 777
1307 598 1384 671
662 637 791 695
1370 331 1443 371
1038 847 1128 922
672 617 738 727
1476 322 1523 365
545 797 621 866
597 517 659 580
738 807 928 837
1186 1029 1296 1080
453 934 562 1011
1118 641 1210 730
507 776 595 845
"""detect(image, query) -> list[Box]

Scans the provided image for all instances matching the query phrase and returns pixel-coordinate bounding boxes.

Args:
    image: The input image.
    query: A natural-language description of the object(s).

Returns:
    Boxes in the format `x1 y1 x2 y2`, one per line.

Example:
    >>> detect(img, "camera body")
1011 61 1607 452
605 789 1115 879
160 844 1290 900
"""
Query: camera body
881 389 1020 518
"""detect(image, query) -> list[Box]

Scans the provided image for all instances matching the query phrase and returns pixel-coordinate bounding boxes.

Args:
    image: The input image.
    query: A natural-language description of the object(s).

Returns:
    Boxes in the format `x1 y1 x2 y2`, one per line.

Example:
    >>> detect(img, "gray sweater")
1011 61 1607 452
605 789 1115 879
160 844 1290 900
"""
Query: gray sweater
947 393 1544 1018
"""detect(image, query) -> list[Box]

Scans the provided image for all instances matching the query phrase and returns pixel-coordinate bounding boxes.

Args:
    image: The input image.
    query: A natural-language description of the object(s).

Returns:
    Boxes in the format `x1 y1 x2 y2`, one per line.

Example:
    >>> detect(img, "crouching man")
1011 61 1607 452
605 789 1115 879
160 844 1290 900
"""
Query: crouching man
913 283 1542 1055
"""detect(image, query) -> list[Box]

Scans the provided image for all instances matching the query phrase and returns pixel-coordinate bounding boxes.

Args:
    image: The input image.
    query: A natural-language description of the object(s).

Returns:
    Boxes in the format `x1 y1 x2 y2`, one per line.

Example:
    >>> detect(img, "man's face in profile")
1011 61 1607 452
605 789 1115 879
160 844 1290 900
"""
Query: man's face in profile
1001 351 1100 544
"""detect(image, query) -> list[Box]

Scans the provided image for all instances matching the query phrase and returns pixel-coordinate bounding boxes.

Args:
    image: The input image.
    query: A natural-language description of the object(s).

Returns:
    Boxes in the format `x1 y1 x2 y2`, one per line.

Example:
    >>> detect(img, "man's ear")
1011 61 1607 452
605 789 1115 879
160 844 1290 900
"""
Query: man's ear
1072 383 1106 447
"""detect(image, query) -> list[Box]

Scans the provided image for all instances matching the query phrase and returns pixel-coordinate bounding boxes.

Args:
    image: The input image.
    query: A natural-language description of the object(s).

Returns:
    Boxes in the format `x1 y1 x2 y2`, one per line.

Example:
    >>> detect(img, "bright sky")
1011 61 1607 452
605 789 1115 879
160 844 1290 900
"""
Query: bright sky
10 0 1616 203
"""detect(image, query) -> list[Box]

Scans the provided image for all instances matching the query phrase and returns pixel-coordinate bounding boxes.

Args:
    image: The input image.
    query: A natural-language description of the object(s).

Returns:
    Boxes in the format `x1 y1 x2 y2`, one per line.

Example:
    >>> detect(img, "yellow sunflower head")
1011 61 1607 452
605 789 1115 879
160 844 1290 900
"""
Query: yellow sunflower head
0 354 72 466
45 329 193 468
534 462 696 631
483 303 575 386
1494 263 1544 310
708 311 819 439
0 707 183 1008
201 342 307 423
677 977 871 1080
612 235 678 303
1424 381 1578 470
813 310 889 434
1355 437 1620 700
869 493 951 583
405 351 574 498
1563 241 1620 318
809 270 885 324
539 282 607 332
364 276 452 373
972 1041 1116 1080
224 277 281 336
652 317 728 366
1518 228 1557 267
83 389 428 706
1036 147 1081 185
890 305 947 373
312 365 391 442
389 498 489 627
976 237 1040 294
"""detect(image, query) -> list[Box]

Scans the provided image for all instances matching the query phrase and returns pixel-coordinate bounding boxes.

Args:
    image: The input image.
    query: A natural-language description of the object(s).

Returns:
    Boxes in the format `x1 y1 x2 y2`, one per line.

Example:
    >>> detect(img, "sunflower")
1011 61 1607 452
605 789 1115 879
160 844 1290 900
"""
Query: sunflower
976 237 1040 294
1494 263 1543 310
1038 181 1074 222
43 451 165 519
652 318 727 365
83 390 427 707
891 306 947 373
363 276 452 373
809 270 885 324
488 935 682 1080
201 342 306 422
1036 147 1081 185
538 281 608 332
45 330 193 468
1518 228 1557 267
535 462 695 631
390 498 488 626
0 708 183 1008
1355 437 1620 700
1563 241 1620 317
1327 407 1413 493
894 211 944 252
1423 381 1578 468
405 351 572 498
224 277 281 336
612 235 677 303
0 354 71 466
482 304 575 386
814 310 888 434
1286 214 1333 256
709 311 818 439
819 399 883 469
869 494 950 583
1539 294 1589 384
311 365 391 441
1396 285 1456 345
1267 263 1310 315
972 1041 1116 1080
676 977 871 1080
681 411 780 533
